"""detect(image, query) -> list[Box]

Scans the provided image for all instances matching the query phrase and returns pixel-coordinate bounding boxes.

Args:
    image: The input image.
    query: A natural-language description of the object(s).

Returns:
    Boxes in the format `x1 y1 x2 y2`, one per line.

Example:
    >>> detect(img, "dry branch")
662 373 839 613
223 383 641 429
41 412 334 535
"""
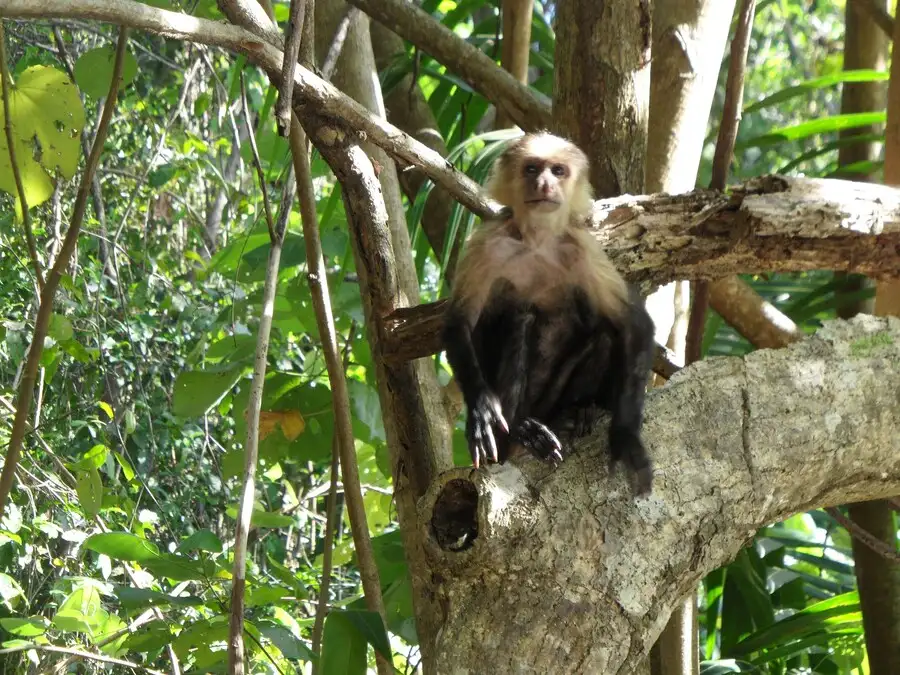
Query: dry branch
382 175 900 363
344 0 551 131
421 315 900 673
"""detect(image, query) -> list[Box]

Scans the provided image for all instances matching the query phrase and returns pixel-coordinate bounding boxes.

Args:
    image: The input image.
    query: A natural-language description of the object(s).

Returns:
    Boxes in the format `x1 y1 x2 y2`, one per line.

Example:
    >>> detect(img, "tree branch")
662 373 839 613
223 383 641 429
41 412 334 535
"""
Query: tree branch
420 315 900 673
344 0 551 131
380 175 900 363
0 0 505 220
848 0 895 39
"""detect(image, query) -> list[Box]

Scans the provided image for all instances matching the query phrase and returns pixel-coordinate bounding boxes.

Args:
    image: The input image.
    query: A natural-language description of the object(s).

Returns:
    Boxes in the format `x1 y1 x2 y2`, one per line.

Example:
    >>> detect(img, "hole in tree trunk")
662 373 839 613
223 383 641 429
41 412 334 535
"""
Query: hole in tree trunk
430 478 479 552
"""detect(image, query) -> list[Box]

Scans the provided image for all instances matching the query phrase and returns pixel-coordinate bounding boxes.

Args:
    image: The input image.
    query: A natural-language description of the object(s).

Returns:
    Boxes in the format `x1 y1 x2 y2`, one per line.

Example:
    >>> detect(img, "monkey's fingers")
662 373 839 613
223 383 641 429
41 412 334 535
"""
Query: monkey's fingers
515 418 563 465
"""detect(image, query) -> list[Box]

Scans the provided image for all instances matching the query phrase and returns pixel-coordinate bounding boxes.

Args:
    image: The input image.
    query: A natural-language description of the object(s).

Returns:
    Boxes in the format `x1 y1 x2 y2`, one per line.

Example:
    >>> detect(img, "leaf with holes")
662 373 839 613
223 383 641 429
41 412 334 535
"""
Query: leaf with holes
0 66 85 212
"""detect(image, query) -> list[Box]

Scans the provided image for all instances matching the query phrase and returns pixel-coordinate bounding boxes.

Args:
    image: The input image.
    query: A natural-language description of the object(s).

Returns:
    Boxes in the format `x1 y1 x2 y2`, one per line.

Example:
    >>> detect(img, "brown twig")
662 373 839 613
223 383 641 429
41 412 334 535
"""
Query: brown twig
290 113 391 674
0 21 44 290
495 0 533 129
687 0 759 364
240 71 276 241
343 0 551 130
825 507 900 564
0 643 166 674
311 321 357 669
321 7 358 81
848 0 895 39
226 97 292 675
275 0 305 135
711 0 756 190
0 26 129 521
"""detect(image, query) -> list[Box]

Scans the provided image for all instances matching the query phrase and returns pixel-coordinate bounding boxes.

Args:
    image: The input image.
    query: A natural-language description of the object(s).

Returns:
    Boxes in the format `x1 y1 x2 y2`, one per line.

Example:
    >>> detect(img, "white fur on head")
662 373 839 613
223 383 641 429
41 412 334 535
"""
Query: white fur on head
485 131 593 222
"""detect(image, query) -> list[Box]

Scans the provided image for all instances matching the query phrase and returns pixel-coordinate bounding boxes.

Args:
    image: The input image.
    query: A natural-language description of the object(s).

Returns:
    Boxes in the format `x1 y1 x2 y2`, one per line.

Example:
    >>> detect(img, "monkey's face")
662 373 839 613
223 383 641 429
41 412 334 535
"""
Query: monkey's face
518 158 573 214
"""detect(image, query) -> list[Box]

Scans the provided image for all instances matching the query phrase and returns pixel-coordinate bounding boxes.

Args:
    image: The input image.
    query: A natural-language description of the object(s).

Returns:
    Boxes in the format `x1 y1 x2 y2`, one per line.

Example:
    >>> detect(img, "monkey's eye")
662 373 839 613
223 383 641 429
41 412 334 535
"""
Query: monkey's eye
551 164 567 177
524 164 539 175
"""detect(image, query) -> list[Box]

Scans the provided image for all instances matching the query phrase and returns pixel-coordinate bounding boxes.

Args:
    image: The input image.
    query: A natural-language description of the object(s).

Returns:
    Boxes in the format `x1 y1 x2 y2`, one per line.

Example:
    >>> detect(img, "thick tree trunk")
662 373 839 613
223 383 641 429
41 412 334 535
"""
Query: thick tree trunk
422 316 900 674
553 0 651 196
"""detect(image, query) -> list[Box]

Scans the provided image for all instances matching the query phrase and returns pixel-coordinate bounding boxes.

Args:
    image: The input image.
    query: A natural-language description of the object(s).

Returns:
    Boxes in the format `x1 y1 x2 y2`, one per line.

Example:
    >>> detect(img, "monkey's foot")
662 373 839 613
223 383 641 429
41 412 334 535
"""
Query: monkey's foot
514 418 563 466
550 404 601 439
466 392 508 468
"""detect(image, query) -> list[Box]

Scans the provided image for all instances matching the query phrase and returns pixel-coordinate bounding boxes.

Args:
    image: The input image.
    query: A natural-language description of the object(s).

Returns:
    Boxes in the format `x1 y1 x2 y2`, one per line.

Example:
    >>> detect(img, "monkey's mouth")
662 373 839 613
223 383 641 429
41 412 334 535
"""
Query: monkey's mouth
525 198 560 206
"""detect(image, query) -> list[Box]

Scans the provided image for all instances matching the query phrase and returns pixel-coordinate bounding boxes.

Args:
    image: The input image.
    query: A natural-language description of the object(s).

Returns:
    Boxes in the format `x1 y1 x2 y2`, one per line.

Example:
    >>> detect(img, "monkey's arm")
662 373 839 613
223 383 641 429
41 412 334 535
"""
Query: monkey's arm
442 303 508 467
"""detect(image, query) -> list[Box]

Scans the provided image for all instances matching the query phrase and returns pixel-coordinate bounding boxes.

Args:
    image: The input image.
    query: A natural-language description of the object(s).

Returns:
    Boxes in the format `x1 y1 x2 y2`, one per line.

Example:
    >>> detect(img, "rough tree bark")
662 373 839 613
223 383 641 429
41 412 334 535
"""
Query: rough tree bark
422 316 900 673
553 0 651 197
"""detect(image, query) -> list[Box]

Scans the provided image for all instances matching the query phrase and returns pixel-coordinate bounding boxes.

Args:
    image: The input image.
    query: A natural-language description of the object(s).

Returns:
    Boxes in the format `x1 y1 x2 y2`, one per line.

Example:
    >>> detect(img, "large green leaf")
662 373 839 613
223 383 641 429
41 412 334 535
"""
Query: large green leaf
0 65 85 210
744 70 889 114
732 592 860 657
737 112 886 150
319 611 367 675
172 365 244 417
83 532 161 562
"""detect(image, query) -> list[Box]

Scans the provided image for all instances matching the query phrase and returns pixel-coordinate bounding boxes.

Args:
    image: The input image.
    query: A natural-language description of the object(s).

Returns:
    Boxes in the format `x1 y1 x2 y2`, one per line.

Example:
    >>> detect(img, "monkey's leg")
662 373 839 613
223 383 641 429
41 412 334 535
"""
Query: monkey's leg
530 287 612 438
443 302 507 468
475 283 562 464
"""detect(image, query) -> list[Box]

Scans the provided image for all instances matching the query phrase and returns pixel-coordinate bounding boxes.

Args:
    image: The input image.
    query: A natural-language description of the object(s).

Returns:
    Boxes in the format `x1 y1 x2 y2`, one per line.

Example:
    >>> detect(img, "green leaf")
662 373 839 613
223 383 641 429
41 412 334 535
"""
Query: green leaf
53 586 104 635
0 617 48 637
83 532 161 562
113 452 135 482
124 620 175 653
737 112 886 150
225 506 295 529
320 611 367 675
73 46 138 99
0 65 85 210
143 553 218 581
743 70 890 114
70 444 109 471
172 616 230 658
172 366 244 417
112 585 204 610
332 610 391 661
97 401 114 420
245 585 291 607
75 467 103 518
0 573 24 607
177 529 223 554
731 592 861 656
258 621 316 661
48 313 74 342
148 162 178 188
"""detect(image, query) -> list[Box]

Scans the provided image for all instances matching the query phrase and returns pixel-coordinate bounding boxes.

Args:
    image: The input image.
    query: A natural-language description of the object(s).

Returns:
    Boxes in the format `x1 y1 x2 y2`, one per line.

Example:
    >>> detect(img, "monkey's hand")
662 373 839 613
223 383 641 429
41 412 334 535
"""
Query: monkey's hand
514 418 563 466
466 392 508 468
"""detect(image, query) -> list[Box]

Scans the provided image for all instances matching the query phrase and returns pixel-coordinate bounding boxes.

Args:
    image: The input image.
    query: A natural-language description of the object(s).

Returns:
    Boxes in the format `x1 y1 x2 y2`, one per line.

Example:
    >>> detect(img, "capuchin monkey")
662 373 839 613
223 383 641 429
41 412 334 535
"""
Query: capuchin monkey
441 132 655 495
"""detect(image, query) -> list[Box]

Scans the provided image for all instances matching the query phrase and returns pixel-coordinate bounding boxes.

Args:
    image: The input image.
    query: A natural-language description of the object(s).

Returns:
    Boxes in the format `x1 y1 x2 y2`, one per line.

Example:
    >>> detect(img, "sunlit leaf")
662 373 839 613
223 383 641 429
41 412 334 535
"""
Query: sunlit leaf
0 617 48 638
75 468 103 518
0 65 85 211
83 532 160 562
